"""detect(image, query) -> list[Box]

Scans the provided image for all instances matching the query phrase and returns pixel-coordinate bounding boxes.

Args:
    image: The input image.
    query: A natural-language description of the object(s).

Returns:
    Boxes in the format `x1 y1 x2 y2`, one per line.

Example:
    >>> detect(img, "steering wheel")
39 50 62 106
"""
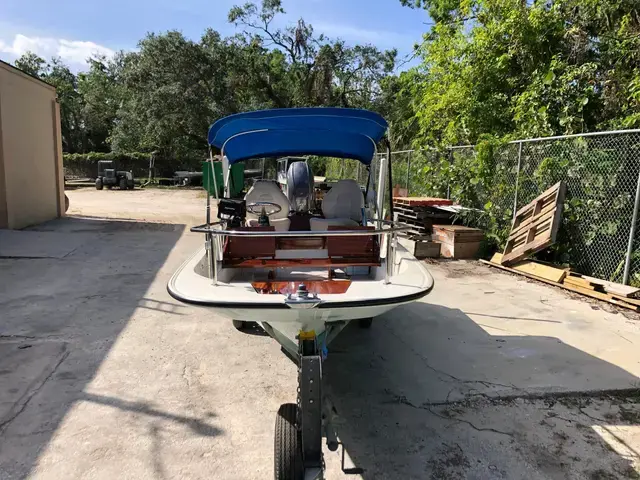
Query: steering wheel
247 201 282 216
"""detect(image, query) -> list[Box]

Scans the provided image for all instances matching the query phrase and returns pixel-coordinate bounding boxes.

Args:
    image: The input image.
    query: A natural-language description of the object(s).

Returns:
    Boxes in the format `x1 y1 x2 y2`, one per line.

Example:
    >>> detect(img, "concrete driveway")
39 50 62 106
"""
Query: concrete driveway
0 188 639 479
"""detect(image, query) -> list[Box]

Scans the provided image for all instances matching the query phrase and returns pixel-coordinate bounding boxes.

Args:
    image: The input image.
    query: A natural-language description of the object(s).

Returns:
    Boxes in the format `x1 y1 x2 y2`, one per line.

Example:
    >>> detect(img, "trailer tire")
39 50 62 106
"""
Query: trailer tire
274 403 303 480
95 178 103 190
358 317 373 328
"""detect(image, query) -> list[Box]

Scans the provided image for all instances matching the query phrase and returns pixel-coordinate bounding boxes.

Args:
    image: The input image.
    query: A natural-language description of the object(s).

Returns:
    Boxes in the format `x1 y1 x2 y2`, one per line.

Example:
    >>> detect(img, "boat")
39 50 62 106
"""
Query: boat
168 107 434 480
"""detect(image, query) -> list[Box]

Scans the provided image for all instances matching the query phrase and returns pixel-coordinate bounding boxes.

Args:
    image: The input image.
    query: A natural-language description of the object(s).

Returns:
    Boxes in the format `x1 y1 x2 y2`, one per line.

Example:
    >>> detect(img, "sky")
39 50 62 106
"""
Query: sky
0 0 429 73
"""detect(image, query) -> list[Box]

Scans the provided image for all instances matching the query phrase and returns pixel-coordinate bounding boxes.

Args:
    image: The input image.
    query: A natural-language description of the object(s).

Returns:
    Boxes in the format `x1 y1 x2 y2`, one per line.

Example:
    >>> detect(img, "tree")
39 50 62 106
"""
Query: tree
110 31 232 160
397 0 640 146
229 0 397 110
77 54 124 152
14 52 47 77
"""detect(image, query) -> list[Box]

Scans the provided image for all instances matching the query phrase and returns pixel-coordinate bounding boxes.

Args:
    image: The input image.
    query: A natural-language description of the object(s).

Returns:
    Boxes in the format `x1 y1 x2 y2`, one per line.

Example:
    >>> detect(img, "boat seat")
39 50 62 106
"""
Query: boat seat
310 179 363 231
245 180 291 232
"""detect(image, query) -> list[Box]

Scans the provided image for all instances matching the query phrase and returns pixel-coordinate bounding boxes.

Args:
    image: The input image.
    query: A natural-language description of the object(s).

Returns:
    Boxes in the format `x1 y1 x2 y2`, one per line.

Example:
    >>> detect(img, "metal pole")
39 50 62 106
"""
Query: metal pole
405 151 411 192
206 149 214 224
623 168 640 284
446 150 452 200
513 141 523 219
385 231 392 284
222 155 231 197
386 141 394 220
213 237 218 285
376 156 387 218
210 150 220 200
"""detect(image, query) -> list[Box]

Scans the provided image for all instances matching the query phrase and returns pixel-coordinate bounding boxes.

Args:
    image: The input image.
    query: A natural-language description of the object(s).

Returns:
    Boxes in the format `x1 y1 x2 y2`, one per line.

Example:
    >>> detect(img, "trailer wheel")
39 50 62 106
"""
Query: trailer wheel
95 178 103 190
274 403 303 480
358 317 373 328
232 320 247 330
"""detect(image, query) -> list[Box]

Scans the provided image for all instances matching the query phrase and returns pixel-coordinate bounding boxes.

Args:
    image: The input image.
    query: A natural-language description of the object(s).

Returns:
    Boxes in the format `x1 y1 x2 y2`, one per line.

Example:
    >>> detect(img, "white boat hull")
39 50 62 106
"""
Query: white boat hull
168 242 434 344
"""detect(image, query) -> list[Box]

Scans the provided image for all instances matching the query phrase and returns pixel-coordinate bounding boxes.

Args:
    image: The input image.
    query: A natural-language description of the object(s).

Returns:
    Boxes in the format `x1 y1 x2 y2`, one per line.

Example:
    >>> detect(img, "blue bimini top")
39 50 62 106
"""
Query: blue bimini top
207 107 388 165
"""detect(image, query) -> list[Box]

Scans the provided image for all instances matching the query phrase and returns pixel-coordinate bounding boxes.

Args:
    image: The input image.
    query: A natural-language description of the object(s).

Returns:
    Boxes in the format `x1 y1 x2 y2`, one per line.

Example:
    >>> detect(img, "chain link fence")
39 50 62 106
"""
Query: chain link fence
378 130 640 286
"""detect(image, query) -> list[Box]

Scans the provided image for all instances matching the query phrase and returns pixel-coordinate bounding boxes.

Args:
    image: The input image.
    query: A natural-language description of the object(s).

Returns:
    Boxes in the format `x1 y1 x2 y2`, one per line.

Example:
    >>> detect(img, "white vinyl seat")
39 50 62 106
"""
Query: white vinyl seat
310 179 364 231
245 180 291 232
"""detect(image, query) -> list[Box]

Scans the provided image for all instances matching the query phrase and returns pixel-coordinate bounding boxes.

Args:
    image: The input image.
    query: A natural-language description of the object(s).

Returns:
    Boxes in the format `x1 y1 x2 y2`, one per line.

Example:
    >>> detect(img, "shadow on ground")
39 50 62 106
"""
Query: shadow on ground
324 302 640 479
0 216 221 479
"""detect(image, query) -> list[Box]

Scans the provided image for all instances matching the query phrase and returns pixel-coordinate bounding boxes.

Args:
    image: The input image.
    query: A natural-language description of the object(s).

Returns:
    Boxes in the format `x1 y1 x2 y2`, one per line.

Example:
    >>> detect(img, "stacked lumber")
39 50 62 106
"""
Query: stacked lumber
397 236 441 259
484 254 640 312
393 197 454 237
433 225 484 259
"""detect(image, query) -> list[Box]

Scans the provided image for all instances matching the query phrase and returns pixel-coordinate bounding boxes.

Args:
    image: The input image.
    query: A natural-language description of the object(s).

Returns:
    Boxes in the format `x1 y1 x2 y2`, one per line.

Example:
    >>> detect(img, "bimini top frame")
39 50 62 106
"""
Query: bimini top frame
206 107 395 219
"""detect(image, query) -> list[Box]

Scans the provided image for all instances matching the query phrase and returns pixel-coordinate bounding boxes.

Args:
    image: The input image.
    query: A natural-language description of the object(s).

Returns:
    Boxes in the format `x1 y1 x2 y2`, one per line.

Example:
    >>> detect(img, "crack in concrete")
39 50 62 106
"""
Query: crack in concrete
0 349 69 435
391 394 514 437
182 363 192 388
382 324 526 396
0 334 37 340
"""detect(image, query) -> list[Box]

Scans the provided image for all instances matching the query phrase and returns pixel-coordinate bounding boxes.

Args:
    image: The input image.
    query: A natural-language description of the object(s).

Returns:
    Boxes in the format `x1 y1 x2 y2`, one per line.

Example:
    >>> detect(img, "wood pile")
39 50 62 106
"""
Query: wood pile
393 197 455 238
484 253 640 312
432 225 483 259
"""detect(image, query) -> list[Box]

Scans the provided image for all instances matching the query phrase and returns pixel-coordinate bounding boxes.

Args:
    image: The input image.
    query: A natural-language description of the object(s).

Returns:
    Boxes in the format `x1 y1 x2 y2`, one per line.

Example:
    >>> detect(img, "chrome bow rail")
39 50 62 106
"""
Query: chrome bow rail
191 219 411 285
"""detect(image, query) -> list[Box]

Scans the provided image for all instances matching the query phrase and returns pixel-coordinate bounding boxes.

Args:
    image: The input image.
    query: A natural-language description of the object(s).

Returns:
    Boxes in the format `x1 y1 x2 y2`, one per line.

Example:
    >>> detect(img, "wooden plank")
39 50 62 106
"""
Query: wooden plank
563 276 605 292
481 260 568 288
501 181 566 265
512 262 567 283
438 240 481 259
490 253 565 282
580 275 640 299
611 295 640 306
433 225 483 244
252 280 351 295
490 253 504 263
397 237 440 258
481 260 639 312
393 197 454 207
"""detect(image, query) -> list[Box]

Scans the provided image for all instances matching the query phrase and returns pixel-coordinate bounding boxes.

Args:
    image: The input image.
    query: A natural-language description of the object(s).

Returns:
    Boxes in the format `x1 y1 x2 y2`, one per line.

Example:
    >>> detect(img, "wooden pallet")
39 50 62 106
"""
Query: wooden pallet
501 181 566 265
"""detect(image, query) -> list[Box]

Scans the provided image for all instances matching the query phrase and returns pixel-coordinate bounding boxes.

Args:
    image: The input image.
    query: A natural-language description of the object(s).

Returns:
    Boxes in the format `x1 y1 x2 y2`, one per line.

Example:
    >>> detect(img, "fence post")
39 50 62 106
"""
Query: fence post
405 151 411 192
513 141 523 219
623 169 640 285
447 149 452 200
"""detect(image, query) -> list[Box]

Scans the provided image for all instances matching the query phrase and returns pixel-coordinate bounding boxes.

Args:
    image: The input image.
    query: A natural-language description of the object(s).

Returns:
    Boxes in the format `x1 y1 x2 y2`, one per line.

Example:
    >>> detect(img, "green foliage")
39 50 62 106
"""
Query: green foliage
395 0 640 147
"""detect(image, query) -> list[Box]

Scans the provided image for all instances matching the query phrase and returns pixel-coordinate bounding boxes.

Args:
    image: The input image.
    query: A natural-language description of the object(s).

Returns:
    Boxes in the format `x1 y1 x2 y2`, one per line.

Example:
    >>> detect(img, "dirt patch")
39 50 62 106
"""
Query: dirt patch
65 187 207 224
423 259 492 278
